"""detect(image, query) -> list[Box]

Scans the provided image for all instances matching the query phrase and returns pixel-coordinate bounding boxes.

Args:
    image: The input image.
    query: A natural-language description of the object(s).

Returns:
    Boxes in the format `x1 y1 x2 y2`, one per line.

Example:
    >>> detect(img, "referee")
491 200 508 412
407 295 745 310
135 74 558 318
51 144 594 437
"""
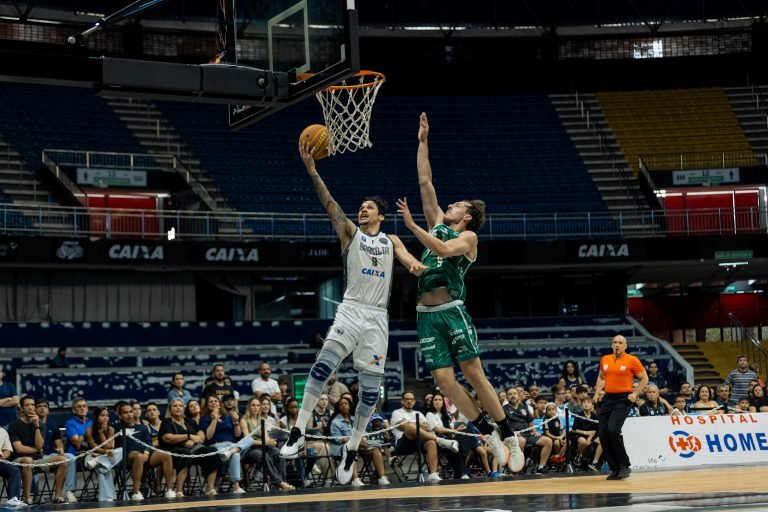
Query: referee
593 335 648 480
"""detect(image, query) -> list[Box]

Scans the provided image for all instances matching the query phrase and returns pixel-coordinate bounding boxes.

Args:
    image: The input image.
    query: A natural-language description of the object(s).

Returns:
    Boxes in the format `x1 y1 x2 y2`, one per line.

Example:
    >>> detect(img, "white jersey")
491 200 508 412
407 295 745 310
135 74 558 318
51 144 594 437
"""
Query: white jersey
341 228 394 310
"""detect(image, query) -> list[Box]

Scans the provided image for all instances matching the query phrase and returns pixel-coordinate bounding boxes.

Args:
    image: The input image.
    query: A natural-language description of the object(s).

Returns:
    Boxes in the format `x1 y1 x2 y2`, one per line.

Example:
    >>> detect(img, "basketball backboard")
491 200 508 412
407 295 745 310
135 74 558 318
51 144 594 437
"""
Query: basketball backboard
222 0 360 129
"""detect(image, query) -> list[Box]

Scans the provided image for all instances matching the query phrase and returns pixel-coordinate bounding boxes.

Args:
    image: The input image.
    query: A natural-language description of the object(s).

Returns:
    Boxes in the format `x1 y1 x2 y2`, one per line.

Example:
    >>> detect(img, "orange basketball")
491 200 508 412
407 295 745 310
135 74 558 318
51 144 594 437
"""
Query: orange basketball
299 124 329 160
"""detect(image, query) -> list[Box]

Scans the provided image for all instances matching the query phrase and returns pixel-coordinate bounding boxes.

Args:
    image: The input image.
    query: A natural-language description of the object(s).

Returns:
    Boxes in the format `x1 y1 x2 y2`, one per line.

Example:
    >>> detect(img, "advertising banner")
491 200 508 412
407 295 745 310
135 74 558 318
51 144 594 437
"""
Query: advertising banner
624 413 768 469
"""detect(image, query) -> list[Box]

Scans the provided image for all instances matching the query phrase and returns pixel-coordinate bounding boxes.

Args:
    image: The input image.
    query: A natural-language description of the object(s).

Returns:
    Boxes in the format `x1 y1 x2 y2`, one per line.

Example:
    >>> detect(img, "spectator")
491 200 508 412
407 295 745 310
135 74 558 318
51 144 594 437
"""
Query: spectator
277 378 291 412
558 360 585 391
166 373 193 407
551 385 569 421
129 400 145 426
65 397 92 457
240 397 293 492
570 398 602 471
671 395 689 415
223 377 241 410
258 395 278 431
0 367 20 429
145 403 163 447
159 398 219 498
646 361 669 396
542 403 566 462
221 394 240 419
533 396 548 420
84 406 122 502
570 385 590 416
50 346 68 369
0 425 25 507
715 385 731 409
251 363 281 416
35 398 77 503
677 382 696 411
184 400 201 426
114 402 175 500
692 386 720 415
198 395 253 494
201 364 234 411
312 393 332 434
748 384 768 413
527 385 540 406
736 396 751 413
424 392 464 479
9 396 70 504
321 373 349 409
390 391 453 482
504 387 552 473
420 391 434 415
751 364 765 389
639 384 672 416
723 355 759 408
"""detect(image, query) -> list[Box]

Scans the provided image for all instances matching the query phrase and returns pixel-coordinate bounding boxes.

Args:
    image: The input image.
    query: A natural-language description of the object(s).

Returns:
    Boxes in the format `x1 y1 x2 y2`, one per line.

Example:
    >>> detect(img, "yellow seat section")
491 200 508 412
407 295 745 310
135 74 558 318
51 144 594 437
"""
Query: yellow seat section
596 87 755 173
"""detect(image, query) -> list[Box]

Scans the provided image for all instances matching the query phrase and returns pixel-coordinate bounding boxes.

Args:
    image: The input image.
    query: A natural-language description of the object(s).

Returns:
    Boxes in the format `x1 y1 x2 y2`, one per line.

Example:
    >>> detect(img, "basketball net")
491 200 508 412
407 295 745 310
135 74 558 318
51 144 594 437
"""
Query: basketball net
315 70 385 156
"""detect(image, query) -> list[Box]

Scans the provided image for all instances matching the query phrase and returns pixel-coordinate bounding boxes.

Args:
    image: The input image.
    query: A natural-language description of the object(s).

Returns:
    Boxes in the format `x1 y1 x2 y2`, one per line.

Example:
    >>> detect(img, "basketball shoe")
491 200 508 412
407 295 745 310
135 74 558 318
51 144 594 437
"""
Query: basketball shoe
279 427 304 459
336 443 358 485
485 428 510 468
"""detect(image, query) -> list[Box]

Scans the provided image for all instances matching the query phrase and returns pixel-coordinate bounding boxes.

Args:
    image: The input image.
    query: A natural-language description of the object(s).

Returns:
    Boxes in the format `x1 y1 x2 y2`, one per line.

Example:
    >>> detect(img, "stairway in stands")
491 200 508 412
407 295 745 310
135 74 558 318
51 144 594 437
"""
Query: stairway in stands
549 92 655 235
673 341 741 388
0 136 52 206
725 85 768 153
104 97 232 212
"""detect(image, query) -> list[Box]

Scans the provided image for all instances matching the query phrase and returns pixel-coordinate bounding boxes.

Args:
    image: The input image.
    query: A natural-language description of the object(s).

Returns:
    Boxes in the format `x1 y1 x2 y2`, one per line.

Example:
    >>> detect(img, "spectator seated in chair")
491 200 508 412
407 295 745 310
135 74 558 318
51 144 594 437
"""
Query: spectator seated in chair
84 406 123 502
240 397 294 491
9 396 70 504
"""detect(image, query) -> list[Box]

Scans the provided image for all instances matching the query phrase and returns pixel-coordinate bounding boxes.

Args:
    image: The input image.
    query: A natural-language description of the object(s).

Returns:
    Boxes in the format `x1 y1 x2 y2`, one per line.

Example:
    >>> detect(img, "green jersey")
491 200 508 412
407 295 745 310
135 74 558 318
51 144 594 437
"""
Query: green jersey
417 224 474 302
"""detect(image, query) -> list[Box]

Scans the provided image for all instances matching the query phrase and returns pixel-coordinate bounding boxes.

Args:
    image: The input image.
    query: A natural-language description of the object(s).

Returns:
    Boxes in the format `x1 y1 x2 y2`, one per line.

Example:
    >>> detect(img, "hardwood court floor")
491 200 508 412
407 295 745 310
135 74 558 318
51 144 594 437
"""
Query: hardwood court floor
25 465 768 512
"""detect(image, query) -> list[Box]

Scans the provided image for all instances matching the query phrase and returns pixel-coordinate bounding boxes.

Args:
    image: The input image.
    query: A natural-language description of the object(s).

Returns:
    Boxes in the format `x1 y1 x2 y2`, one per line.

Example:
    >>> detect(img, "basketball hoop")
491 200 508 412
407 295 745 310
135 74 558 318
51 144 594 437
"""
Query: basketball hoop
315 70 385 156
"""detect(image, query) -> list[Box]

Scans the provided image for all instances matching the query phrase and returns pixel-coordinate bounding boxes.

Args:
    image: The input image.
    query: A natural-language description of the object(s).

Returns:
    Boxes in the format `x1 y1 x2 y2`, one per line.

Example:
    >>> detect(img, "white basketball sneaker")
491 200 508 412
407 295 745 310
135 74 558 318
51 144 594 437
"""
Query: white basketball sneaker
504 434 525 473
485 428 510 468
336 443 358 485
279 427 305 459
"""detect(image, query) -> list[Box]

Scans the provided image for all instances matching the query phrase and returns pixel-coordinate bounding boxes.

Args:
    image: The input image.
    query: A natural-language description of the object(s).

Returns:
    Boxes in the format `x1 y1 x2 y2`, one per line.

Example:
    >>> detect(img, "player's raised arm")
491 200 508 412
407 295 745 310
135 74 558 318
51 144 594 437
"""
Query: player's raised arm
300 140 355 246
417 112 444 229
396 197 476 258
388 234 427 276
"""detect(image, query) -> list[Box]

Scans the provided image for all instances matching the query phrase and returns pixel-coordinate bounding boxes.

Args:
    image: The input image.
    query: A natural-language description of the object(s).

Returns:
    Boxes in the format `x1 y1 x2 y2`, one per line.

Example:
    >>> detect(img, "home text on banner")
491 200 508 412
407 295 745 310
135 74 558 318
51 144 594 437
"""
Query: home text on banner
623 413 768 470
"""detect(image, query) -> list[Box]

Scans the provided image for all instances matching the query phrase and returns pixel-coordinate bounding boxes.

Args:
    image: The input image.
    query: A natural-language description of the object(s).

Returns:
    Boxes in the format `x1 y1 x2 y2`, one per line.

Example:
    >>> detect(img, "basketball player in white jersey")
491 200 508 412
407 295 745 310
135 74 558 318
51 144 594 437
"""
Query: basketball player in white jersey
280 139 426 487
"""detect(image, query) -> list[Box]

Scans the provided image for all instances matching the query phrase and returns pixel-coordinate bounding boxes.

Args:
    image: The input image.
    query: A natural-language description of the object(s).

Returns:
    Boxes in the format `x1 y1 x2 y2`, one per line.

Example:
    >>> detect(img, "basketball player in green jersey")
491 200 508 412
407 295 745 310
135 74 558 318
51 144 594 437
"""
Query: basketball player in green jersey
395 112 524 473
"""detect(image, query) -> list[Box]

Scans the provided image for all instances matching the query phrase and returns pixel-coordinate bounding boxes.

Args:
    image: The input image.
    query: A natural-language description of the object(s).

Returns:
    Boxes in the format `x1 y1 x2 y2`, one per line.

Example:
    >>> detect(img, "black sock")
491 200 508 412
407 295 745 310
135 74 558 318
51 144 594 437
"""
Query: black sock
495 417 514 439
472 414 494 436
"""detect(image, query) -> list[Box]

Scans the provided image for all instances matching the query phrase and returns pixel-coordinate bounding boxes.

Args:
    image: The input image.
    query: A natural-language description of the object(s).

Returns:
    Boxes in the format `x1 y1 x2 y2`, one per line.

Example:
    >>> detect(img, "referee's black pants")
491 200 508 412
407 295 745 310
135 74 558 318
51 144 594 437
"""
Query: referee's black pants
598 392 631 471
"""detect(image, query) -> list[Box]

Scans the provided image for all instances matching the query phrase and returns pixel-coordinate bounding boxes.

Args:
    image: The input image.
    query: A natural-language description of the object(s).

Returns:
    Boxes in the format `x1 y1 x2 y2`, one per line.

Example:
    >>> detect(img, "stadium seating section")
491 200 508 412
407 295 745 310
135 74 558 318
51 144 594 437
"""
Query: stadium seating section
597 87 755 173
0 82 146 170
3 315 687 408
156 96 607 216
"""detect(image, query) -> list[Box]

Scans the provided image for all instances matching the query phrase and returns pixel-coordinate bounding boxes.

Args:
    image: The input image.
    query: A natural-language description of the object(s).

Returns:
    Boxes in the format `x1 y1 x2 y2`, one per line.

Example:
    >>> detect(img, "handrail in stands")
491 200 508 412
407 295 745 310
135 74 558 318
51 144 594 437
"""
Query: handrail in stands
574 91 647 212
0 202 766 240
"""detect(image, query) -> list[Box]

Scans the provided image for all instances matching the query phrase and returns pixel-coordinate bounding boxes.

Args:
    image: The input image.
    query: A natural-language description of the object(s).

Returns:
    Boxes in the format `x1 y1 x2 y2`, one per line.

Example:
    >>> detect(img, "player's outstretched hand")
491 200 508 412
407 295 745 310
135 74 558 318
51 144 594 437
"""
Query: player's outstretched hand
418 112 429 143
298 140 316 172
396 197 416 229
409 259 427 277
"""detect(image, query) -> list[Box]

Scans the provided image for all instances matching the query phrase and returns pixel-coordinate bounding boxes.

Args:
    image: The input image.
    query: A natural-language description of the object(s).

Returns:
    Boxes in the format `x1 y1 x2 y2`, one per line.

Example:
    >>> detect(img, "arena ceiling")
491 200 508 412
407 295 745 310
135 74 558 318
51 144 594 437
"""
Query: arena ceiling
0 0 766 36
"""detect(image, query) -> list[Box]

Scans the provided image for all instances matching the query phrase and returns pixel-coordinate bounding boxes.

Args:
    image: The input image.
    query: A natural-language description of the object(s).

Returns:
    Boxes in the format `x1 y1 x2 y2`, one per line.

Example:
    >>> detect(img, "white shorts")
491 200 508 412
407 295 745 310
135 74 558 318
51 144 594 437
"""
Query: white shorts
325 302 389 376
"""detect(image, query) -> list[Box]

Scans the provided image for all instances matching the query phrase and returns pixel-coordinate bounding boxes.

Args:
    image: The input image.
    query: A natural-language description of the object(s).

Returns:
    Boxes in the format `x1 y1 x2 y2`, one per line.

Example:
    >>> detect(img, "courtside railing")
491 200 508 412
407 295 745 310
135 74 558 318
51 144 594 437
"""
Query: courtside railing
1 203 766 241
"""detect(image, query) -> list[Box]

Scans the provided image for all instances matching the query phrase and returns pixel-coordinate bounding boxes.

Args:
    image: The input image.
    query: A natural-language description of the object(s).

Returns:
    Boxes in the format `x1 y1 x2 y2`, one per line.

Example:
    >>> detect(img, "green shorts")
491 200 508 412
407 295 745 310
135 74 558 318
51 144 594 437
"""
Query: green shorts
417 300 480 370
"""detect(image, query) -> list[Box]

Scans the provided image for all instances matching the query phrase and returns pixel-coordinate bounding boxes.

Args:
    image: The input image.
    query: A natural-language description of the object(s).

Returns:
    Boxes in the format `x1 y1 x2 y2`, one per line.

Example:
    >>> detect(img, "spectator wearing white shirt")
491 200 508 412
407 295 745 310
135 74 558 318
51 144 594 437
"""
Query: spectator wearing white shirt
252 363 281 416
391 391 455 482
